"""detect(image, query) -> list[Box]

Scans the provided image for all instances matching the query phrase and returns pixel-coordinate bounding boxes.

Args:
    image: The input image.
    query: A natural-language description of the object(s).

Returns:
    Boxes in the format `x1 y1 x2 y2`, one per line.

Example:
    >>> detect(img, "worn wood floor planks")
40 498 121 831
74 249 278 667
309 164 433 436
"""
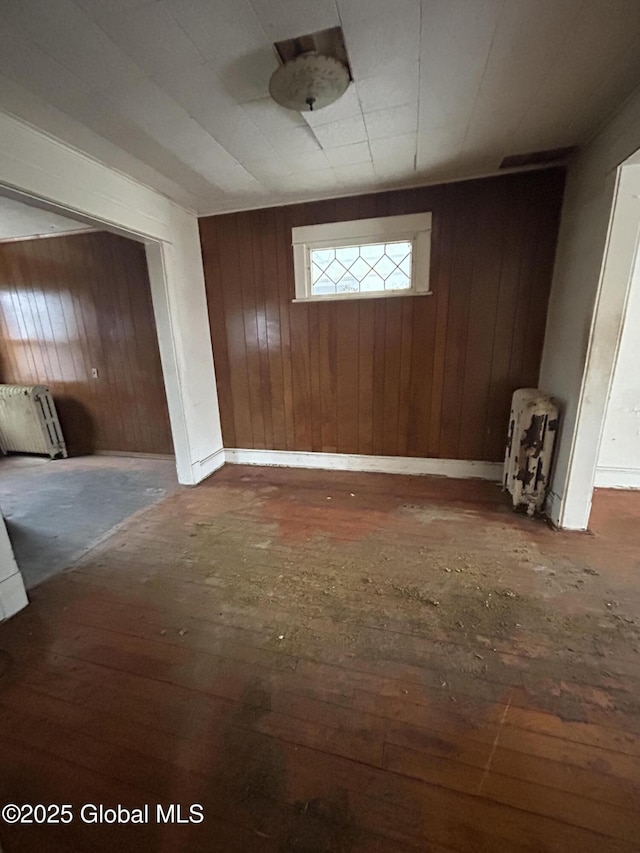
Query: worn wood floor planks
0 465 639 852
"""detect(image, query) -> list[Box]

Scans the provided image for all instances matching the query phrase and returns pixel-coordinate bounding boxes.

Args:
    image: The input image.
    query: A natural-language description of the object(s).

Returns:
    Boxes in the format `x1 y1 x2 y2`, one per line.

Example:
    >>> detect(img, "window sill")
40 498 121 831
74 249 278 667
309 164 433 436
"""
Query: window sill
292 290 433 304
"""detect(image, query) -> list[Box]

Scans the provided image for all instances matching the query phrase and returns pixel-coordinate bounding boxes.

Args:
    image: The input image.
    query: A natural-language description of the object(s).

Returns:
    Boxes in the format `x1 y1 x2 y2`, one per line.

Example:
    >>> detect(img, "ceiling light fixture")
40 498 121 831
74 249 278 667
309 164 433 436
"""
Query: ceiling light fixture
269 52 350 112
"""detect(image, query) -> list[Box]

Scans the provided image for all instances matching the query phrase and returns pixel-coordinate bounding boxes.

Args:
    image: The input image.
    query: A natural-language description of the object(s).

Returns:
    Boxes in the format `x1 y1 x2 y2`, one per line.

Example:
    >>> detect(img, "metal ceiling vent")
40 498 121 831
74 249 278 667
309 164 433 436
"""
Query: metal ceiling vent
269 27 351 113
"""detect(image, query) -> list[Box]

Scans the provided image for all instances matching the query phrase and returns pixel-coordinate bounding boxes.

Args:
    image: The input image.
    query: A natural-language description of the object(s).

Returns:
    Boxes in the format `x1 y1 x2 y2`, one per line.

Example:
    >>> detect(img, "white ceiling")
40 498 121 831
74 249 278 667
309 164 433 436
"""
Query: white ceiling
0 195 91 240
0 0 639 214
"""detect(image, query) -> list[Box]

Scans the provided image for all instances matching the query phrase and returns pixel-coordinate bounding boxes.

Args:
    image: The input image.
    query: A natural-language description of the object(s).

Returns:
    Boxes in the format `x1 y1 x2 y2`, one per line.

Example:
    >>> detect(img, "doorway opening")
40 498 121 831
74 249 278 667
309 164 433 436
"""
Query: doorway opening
0 192 179 587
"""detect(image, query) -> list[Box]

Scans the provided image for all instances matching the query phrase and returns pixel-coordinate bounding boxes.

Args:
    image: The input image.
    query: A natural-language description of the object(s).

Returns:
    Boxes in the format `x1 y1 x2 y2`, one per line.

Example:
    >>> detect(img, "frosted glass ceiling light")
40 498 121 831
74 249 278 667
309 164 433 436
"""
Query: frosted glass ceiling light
269 52 350 112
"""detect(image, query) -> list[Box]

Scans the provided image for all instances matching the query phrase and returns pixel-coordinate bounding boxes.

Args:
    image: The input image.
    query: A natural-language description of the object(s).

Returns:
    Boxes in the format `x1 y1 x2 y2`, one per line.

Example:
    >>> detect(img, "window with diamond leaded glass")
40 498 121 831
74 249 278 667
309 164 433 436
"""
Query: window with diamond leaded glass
291 213 432 303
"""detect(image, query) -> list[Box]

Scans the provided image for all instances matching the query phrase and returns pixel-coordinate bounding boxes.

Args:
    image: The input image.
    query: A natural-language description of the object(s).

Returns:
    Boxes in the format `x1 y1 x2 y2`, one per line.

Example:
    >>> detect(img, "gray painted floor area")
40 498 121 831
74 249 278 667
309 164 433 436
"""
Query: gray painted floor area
0 455 179 589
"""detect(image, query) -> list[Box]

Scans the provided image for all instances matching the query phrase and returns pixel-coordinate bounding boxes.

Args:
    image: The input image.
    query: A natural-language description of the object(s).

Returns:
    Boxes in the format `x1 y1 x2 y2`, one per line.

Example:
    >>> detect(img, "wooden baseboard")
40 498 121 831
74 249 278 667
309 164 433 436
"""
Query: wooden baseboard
223 449 502 481
92 451 176 460
594 466 640 489
194 448 226 481
90 447 504 484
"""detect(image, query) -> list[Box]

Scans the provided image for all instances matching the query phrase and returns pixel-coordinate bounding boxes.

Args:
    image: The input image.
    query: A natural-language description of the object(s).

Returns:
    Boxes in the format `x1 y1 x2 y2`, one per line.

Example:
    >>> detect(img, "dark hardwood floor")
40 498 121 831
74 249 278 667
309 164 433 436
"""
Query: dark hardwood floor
0 465 639 852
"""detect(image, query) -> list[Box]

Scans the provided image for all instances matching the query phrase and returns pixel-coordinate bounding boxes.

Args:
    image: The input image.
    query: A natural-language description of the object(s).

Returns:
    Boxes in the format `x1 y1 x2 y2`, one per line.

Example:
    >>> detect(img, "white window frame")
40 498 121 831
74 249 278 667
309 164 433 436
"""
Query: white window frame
291 212 432 303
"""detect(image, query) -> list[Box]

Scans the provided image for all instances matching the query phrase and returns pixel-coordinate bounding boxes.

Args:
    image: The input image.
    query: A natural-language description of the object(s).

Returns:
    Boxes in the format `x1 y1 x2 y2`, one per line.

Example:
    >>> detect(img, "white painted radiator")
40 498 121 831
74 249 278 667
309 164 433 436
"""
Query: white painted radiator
0 385 67 459
503 388 558 516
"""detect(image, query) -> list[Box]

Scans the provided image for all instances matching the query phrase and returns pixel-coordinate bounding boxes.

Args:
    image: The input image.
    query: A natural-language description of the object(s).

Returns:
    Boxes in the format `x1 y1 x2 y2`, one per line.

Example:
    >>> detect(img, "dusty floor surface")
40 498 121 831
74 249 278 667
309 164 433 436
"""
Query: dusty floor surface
0 455 178 587
0 465 638 852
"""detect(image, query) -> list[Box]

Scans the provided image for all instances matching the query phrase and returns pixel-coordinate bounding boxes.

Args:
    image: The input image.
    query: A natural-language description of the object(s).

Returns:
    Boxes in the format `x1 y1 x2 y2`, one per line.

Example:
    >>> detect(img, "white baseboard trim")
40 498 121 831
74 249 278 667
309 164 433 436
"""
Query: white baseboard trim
193 448 226 482
594 466 640 489
223 449 502 481
0 571 28 621
544 489 562 528
94 451 175 460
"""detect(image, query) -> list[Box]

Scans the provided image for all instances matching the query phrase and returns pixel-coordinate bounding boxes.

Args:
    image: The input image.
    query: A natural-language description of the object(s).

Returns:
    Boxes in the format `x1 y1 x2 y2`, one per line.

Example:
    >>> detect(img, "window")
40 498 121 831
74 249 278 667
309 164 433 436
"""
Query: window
292 213 432 302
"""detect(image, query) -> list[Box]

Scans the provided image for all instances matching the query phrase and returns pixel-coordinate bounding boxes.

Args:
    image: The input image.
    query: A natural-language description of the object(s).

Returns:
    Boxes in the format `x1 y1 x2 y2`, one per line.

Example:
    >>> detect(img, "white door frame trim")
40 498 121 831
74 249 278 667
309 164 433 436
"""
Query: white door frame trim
555 163 640 529
0 111 224 487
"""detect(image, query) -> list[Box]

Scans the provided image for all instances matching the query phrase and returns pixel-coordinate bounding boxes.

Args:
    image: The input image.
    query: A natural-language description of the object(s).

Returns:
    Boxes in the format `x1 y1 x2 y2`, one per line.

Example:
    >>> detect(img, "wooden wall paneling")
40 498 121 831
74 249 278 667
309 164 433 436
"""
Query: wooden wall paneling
307 200 338 454
16 248 54 381
457 179 510 461
438 182 481 459
334 196 363 456
0 254 28 381
8 251 33 378
405 186 440 457
369 192 391 457
371 300 387 456
210 215 248 448
379 170 414 458
122 236 172 455
221 213 244 447
286 205 322 450
105 233 172 454
33 243 61 381
201 219 236 447
56 235 105 455
43 240 76 388
273 206 296 451
92 234 140 452
240 212 260 450
521 175 566 391
318 302 337 453
122 233 173 454
335 300 359 454
381 297 403 456
0 232 173 456
307 299 322 452
20 242 68 394
201 169 566 463
427 185 454 457
0 255 21 381
259 209 286 450
95 234 142 451
250 211 275 450
357 298 375 456
0 255 17 381
119 238 155 452
87 236 127 453
58 237 103 449
519 181 556 388
355 192 375 457
482 183 532 461
67 235 106 453
287 203 314 452
237 212 267 450
292 201 321 454
288 298 313 451
506 185 550 402
76 237 104 448
396 296 414 458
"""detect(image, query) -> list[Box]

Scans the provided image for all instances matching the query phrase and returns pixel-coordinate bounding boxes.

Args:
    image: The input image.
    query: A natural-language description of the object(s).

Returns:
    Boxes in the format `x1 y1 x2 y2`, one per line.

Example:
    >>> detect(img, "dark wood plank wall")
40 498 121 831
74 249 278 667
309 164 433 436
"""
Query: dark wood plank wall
200 169 565 462
0 231 173 456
